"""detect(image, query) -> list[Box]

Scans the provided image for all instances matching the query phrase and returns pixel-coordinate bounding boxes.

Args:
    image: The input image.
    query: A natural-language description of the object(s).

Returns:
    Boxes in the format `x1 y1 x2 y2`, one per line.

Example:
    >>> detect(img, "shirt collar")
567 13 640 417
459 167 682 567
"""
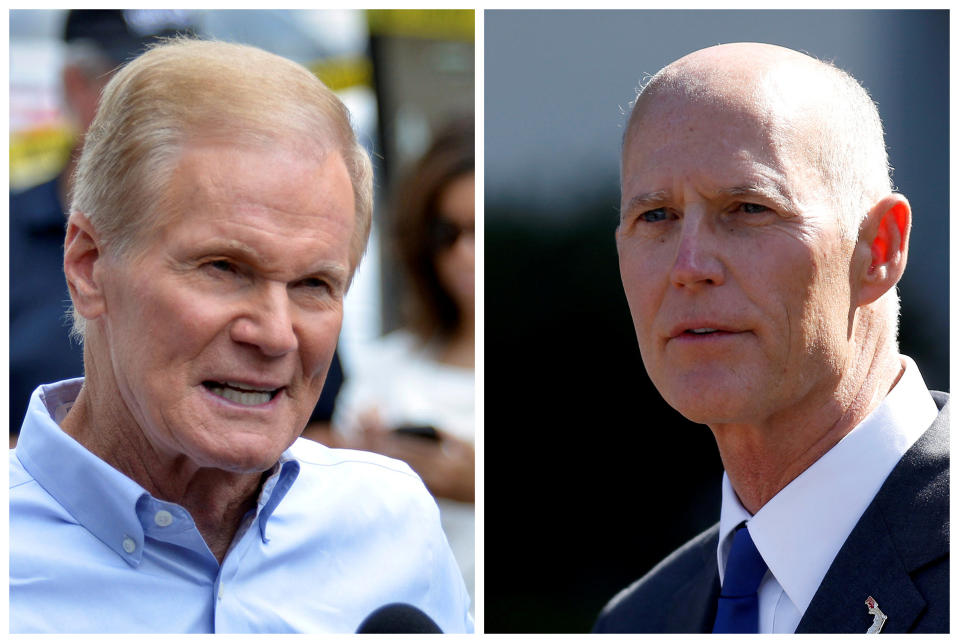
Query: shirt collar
16 378 303 564
716 356 936 613
256 453 300 542
17 379 151 566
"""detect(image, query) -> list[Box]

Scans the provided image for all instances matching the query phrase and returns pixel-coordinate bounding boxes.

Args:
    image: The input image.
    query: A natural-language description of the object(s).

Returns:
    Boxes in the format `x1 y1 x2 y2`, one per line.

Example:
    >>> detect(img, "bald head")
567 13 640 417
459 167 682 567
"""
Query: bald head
616 43 909 425
624 43 891 238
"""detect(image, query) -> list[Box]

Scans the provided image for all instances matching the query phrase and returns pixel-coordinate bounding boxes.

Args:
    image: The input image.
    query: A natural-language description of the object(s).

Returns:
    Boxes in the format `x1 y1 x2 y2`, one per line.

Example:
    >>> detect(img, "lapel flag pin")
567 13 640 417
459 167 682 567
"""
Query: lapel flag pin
865 596 887 633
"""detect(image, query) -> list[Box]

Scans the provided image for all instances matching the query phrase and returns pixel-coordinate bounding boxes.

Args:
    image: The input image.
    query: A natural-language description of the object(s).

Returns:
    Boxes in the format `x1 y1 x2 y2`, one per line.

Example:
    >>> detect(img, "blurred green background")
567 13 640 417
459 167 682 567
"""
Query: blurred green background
484 9 948 633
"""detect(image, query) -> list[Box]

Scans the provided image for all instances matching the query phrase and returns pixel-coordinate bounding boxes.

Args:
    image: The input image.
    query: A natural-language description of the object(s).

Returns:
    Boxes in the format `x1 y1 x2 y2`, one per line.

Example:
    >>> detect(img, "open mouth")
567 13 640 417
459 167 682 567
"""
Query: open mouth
686 328 719 335
203 381 281 406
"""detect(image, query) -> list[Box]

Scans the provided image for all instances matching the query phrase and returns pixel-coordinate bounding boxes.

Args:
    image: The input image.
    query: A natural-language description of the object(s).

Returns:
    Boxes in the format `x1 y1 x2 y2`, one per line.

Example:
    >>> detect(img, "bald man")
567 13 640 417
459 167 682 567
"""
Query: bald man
594 43 948 634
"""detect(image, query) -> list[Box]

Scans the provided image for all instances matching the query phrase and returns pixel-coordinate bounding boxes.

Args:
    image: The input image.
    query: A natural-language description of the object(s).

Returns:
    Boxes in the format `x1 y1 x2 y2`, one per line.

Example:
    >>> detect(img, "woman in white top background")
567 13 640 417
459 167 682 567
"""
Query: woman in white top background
327 118 475 604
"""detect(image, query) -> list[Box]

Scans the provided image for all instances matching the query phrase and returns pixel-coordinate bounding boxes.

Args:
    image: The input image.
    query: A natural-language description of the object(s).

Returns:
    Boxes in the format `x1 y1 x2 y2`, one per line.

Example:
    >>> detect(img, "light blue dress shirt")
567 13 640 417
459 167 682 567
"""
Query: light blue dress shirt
10 379 473 633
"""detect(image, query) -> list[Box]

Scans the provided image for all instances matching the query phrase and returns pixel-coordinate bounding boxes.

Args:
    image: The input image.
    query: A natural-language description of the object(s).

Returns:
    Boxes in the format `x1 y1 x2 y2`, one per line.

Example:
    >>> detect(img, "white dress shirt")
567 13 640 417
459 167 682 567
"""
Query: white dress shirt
334 330 475 607
715 356 937 633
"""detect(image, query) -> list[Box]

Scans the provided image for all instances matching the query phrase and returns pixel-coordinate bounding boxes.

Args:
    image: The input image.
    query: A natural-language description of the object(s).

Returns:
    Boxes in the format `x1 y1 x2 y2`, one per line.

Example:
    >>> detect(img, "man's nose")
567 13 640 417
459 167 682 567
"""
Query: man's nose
230 283 298 357
669 215 725 290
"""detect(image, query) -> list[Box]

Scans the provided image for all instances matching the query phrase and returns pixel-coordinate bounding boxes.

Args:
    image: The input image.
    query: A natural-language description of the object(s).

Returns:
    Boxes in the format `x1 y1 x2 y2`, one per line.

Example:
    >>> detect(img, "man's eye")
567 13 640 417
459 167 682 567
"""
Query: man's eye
209 260 235 273
739 202 769 214
297 277 335 296
640 208 669 223
301 277 327 289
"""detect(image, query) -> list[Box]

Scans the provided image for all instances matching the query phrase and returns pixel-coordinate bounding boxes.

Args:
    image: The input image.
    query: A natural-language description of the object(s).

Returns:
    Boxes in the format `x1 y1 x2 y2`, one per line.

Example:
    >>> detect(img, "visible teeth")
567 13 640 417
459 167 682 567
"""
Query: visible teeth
690 328 717 334
223 381 272 392
208 385 272 406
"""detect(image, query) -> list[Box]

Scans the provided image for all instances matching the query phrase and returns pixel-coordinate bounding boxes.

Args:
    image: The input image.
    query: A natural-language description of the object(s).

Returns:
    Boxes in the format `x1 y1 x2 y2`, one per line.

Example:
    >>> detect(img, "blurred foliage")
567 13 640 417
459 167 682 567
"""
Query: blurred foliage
485 199 723 632
485 191 947 632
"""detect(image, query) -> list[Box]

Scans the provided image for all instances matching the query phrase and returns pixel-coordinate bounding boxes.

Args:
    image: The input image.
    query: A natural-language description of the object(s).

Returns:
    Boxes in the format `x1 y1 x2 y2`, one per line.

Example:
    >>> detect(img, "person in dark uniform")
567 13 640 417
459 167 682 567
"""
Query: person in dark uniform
11 11 192 440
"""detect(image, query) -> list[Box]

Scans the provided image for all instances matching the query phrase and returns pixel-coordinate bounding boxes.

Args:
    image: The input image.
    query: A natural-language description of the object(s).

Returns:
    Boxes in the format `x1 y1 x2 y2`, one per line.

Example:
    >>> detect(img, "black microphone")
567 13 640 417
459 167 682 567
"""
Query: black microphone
356 603 443 633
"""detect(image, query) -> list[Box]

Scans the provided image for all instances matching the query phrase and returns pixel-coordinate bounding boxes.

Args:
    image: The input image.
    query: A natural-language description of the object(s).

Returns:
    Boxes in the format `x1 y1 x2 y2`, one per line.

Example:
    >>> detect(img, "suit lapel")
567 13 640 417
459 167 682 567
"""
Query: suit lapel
796 506 927 632
665 527 720 633
798 394 949 633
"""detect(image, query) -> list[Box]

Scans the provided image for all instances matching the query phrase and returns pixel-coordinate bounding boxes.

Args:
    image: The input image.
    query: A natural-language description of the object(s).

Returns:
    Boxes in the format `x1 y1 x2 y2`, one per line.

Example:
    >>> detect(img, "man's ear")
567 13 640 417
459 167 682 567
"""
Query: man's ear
855 194 910 307
63 211 107 321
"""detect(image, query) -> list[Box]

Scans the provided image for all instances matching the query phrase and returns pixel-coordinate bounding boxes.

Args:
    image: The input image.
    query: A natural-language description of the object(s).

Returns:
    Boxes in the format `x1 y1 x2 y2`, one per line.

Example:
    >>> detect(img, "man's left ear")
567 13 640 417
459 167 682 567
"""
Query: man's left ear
855 194 910 306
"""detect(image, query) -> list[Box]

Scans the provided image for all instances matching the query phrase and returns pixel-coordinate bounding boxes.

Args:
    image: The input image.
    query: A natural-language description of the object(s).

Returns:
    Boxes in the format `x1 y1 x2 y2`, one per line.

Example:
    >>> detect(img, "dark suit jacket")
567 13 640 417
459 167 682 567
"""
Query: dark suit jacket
594 392 949 633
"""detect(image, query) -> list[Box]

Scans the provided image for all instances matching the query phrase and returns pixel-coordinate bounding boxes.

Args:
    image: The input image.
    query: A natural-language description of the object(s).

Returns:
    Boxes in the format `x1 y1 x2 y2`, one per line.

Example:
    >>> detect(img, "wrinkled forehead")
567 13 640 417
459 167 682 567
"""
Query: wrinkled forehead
120 140 351 259
624 91 776 177
628 85 764 143
621 72 827 195
624 56 829 157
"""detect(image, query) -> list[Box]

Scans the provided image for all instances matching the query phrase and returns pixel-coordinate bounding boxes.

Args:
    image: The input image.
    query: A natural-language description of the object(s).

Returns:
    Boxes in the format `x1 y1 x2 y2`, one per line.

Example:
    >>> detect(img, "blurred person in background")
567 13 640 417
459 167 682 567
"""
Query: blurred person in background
10 38 471 633
329 117 475 604
10 10 191 444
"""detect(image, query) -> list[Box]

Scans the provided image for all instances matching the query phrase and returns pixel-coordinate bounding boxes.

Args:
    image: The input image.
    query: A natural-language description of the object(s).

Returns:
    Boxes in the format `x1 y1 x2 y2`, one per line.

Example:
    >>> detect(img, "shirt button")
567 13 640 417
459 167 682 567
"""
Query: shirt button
122 537 136 554
154 510 174 527
217 584 224 600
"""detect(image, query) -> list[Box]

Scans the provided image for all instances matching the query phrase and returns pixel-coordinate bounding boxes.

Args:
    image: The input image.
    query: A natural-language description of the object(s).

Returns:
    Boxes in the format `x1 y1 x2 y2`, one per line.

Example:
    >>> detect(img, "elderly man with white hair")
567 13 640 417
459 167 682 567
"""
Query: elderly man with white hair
594 42 947 634
10 38 471 634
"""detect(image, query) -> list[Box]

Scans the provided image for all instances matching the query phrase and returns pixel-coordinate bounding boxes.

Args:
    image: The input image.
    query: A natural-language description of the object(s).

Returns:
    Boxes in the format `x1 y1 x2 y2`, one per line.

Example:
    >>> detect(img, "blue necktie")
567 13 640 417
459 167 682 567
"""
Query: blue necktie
712 524 768 633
